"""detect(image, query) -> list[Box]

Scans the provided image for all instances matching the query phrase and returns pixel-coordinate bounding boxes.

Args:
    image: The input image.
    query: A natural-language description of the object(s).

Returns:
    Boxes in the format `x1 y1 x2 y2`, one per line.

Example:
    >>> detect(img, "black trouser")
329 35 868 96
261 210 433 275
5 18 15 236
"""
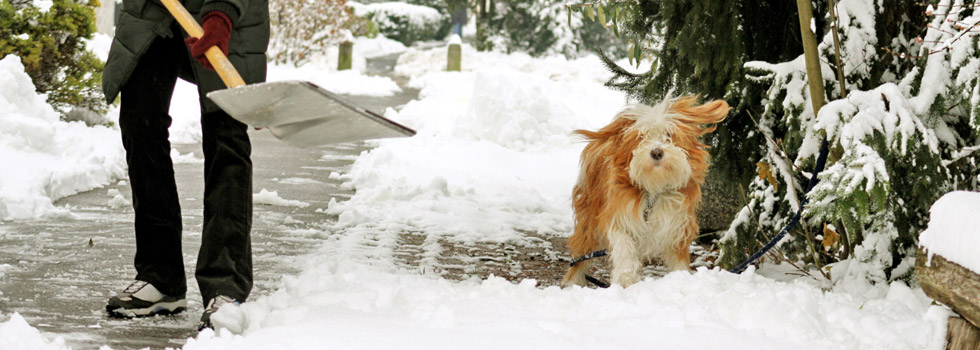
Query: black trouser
118 26 253 304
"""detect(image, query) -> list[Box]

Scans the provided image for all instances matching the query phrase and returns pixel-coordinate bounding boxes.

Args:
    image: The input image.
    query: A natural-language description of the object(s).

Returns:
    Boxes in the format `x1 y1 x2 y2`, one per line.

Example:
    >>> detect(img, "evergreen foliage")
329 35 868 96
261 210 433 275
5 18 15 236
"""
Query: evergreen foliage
478 0 627 58
0 0 106 114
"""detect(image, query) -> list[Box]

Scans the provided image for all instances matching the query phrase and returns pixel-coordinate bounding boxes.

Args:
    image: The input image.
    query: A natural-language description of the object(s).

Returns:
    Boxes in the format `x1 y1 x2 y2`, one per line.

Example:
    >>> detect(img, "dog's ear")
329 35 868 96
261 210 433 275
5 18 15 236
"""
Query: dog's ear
670 97 729 135
573 115 635 141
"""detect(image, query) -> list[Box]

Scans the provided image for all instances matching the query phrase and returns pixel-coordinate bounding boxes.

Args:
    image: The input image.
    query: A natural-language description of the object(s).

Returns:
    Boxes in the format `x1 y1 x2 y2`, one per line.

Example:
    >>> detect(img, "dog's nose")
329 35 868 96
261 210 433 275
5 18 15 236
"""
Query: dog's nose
650 148 664 160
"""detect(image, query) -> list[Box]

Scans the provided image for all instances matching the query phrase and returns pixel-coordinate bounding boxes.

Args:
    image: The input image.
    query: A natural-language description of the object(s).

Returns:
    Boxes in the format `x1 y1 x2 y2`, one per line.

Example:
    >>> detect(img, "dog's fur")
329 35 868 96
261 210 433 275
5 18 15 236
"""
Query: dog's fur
561 96 729 287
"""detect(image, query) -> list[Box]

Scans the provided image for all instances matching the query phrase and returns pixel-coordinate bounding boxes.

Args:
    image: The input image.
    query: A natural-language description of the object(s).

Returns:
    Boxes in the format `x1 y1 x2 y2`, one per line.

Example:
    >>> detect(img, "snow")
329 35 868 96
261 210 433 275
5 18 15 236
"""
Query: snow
0 313 70 350
324 49 623 244
447 34 461 46
254 189 310 208
919 191 980 274
83 33 114 62
185 266 947 350
0 56 126 220
0 21 962 350
31 0 53 13
352 36 408 59
267 65 401 97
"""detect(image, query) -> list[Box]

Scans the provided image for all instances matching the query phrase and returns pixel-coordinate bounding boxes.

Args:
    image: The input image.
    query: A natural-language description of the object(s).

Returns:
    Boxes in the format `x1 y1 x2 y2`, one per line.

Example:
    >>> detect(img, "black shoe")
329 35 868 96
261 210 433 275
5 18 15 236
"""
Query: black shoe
198 295 240 331
106 281 187 318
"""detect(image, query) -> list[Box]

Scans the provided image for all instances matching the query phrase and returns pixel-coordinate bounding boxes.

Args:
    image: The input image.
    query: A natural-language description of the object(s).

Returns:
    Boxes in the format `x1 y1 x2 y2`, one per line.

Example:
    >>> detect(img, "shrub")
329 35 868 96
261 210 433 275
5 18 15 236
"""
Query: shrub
269 0 372 66
0 0 106 115
352 2 449 46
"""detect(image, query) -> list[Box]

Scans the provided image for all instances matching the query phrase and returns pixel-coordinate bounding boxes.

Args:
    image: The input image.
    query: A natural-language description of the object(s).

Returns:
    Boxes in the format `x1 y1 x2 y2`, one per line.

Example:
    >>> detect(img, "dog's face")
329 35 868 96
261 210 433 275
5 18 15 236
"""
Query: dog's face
627 116 693 194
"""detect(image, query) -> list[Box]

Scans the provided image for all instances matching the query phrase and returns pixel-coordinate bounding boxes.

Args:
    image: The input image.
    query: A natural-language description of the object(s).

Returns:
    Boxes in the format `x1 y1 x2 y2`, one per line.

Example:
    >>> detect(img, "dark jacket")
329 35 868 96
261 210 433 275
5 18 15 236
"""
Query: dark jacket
102 0 269 113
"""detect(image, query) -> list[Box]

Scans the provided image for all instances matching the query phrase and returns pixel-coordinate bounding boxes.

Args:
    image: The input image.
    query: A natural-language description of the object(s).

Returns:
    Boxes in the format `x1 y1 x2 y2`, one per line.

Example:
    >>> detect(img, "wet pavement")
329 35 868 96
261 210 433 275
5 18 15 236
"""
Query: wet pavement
0 54 420 349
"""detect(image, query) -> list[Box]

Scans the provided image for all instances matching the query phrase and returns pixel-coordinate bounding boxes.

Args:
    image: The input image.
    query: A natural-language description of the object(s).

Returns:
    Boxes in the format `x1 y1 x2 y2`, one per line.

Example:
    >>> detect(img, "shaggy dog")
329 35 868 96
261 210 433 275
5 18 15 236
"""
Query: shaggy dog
561 96 729 287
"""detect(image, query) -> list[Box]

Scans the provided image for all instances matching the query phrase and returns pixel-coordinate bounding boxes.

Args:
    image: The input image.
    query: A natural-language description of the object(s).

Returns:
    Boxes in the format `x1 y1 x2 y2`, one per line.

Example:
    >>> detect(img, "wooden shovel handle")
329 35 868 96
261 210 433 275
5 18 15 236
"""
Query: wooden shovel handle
160 0 246 88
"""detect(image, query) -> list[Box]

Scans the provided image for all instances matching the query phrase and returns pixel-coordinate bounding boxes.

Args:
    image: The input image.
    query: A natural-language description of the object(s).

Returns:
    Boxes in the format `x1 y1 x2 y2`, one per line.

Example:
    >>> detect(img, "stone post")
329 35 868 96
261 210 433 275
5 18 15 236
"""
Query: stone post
447 35 461 72
338 41 353 71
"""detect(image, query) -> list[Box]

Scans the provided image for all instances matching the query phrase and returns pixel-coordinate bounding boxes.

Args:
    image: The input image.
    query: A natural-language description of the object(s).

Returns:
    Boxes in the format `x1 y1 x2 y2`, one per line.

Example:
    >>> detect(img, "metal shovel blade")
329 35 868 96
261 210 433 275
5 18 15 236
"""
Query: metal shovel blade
206 80 415 147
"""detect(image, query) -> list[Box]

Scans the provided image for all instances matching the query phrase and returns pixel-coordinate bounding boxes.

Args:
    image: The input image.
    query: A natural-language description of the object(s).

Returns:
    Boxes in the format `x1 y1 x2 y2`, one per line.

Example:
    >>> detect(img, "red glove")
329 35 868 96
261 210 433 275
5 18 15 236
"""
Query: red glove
185 11 233 71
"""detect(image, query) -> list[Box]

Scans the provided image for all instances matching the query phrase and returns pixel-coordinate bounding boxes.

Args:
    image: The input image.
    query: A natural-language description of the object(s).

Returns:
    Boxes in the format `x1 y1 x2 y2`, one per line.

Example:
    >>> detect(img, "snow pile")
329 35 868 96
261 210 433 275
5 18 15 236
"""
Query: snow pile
0 313 70 350
0 55 127 220
254 189 310 208
395 44 615 85
191 262 947 350
919 191 980 274
267 64 401 97
353 35 408 59
326 50 625 244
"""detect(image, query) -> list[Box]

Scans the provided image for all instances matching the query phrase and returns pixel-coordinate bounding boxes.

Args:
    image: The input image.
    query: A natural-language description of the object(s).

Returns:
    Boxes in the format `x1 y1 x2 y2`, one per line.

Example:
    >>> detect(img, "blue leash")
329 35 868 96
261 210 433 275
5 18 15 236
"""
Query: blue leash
729 138 830 273
568 138 831 281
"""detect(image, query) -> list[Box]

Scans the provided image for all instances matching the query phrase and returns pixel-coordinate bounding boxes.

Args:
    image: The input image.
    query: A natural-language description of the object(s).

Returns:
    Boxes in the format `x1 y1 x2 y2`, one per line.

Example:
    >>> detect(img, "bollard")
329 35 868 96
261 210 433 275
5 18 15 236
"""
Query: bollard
338 41 353 71
447 35 461 72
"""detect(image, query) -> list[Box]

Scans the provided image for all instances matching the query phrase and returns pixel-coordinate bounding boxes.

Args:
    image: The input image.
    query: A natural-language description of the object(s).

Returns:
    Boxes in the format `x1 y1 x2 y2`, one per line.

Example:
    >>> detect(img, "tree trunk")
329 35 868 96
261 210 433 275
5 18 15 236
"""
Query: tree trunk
916 248 980 329
794 0 827 115
947 317 980 350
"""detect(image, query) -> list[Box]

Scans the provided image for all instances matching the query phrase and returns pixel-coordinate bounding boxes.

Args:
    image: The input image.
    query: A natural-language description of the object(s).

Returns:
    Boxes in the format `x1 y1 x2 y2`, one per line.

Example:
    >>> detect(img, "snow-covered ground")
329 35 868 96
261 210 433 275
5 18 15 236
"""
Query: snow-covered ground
0 34 961 350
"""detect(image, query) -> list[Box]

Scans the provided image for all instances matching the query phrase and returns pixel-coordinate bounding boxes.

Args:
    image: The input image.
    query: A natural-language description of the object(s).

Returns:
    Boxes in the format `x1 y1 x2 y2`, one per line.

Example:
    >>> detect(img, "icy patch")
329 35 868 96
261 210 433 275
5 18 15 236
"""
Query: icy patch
254 189 310 208
919 191 980 274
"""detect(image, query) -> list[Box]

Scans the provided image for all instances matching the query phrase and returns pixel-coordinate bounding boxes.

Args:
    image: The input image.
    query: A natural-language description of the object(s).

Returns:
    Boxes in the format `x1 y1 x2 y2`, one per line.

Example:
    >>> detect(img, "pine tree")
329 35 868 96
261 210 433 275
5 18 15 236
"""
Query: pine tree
0 0 106 114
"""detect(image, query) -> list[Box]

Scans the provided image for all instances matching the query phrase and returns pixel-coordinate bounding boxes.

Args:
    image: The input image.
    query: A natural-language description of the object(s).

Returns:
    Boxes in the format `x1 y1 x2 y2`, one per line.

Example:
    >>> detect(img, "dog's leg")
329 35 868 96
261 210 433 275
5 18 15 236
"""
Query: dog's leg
664 220 696 272
561 259 592 287
664 241 692 272
608 228 642 287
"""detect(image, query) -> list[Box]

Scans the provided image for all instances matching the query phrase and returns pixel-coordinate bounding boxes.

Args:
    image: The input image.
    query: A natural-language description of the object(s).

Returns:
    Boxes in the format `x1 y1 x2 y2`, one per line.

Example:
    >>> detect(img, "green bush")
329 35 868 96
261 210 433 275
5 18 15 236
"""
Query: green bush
0 0 106 115
362 2 449 46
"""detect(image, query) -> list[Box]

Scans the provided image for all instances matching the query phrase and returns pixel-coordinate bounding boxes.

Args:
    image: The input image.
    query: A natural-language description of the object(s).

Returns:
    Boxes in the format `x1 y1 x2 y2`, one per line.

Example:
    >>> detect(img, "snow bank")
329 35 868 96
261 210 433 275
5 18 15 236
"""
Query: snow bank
353 35 408 59
0 56 127 220
193 263 948 350
395 43 615 85
0 313 71 350
267 64 401 97
326 50 625 244
919 191 980 274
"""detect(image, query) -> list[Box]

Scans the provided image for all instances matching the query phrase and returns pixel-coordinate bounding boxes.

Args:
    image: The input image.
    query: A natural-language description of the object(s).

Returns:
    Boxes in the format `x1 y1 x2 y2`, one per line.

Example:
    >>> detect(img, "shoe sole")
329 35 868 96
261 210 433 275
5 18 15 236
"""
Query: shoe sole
107 300 188 318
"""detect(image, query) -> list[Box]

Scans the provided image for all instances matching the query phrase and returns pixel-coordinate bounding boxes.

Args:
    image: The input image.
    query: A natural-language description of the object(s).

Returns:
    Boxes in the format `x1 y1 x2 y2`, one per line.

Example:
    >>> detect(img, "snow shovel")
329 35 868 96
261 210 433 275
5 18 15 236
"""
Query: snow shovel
161 0 415 147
